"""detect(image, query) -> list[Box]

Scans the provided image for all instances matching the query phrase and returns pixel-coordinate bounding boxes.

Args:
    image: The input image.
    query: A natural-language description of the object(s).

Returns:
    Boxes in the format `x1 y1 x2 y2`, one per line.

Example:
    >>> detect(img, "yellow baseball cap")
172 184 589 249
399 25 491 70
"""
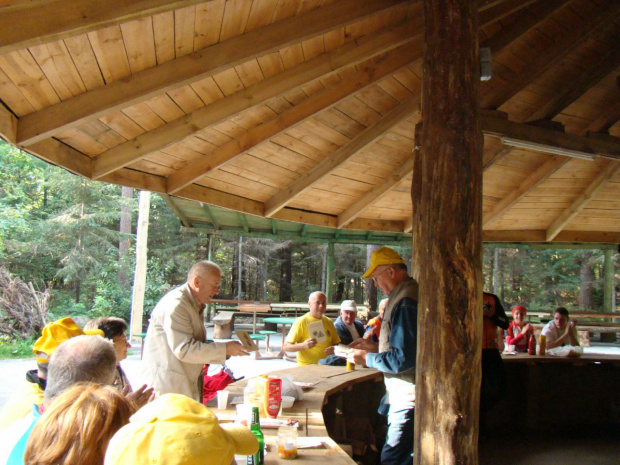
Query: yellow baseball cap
362 247 406 278
32 317 104 363
104 393 259 465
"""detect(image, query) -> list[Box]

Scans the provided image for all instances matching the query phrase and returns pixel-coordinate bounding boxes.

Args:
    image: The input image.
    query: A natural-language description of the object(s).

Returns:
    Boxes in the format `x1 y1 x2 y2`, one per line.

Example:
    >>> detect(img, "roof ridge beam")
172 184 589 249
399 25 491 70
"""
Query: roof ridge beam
481 116 620 160
546 160 620 241
91 23 419 179
264 94 420 218
16 0 412 145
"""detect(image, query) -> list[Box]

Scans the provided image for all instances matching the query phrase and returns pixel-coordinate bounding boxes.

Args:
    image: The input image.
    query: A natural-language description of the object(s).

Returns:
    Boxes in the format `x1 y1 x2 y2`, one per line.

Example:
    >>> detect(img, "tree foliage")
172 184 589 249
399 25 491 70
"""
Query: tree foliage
0 140 618 337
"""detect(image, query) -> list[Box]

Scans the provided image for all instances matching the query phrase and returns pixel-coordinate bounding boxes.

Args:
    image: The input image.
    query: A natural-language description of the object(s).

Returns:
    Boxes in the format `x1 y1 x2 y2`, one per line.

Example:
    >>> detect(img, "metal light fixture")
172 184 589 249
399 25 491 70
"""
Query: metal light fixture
501 137 596 160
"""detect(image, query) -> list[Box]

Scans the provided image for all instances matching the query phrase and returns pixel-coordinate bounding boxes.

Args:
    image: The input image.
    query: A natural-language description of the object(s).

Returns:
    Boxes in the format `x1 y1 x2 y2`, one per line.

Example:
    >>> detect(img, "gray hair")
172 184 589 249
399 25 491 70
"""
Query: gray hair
187 260 221 281
45 335 117 402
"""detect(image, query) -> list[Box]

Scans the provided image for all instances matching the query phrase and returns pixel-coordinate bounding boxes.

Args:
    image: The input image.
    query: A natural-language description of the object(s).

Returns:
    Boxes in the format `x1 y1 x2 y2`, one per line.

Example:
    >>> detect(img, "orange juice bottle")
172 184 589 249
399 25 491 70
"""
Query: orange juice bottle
264 376 282 419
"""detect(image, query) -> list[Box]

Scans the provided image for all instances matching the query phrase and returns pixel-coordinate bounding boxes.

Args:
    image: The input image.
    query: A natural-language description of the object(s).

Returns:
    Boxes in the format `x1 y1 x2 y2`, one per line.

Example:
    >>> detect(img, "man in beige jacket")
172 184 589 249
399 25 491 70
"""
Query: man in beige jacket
142 261 249 401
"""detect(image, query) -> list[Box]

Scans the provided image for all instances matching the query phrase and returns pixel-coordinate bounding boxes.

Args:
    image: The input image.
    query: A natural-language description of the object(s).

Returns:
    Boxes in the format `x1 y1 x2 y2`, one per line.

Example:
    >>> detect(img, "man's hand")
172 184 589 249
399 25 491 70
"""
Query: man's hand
565 319 577 335
349 338 378 353
363 327 377 340
225 341 250 357
324 345 335 356
347 349 368 367
124 384 155 409
303 337 317 350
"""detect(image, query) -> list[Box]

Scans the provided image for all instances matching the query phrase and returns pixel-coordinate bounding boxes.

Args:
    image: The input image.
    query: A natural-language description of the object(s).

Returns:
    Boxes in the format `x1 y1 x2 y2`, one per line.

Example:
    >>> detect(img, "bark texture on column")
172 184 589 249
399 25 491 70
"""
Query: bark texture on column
412 0 483 463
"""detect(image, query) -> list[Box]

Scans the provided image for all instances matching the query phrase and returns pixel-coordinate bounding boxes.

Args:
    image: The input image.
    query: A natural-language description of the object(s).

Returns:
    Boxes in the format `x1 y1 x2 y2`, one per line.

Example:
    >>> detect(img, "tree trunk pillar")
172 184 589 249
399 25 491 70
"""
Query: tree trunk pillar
412 0 483 463
130 190 151 341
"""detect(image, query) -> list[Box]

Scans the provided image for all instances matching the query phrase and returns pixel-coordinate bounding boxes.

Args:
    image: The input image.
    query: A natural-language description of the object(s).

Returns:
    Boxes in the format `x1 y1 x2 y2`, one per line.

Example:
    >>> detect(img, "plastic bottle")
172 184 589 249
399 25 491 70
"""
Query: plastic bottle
539 334 546 356
244 376 268 418
528 334 536 355
277 425 298 459
264 376 282 419
247 406 265 465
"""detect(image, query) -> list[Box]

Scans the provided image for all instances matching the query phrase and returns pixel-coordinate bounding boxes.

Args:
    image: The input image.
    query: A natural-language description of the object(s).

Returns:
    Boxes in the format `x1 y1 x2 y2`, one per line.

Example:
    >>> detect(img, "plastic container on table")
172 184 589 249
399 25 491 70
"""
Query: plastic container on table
277 425 298 459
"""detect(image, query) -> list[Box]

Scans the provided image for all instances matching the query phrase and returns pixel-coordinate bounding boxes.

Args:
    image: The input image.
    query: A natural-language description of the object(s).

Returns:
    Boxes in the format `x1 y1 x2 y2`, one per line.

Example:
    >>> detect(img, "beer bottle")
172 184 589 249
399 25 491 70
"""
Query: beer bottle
247 406 265 465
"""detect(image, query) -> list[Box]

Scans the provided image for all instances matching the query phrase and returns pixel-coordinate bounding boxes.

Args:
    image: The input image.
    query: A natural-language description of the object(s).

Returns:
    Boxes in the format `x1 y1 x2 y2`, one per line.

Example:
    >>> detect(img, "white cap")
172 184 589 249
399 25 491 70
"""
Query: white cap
340 300 357 312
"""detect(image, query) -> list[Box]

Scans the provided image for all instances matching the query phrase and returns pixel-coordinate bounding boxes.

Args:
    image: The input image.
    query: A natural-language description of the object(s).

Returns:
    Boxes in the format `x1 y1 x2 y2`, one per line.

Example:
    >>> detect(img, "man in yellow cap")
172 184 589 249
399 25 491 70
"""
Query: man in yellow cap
0 317 103 430
347 247 418 465
105 393 258 465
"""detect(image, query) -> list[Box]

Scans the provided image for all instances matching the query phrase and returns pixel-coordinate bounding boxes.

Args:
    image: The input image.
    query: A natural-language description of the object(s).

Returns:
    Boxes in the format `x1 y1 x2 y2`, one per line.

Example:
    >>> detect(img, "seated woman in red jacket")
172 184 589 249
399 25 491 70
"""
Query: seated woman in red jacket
506 305 533 352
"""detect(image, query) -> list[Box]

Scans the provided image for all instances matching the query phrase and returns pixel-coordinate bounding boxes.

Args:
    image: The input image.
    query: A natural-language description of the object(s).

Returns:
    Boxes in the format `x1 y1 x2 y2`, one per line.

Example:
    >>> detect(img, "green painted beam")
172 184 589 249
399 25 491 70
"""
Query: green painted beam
180 226 411 245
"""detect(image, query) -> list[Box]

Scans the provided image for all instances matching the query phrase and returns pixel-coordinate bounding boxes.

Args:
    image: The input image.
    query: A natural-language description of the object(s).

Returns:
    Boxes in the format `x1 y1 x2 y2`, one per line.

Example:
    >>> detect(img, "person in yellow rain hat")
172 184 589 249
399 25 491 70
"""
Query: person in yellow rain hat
0 317 103 430
348 247 418 465
105 393 258 465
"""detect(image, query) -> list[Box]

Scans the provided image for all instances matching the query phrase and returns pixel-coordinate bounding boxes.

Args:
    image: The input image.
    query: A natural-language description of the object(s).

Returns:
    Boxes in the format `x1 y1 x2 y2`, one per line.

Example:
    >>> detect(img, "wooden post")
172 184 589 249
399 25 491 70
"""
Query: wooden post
412 0 483 463
326 242 335 303
129 190 151 342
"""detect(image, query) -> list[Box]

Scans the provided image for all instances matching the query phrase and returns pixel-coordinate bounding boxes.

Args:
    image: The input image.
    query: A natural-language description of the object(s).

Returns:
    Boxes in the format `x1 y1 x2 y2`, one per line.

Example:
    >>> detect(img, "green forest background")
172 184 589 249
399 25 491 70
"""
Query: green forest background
1 141 618 342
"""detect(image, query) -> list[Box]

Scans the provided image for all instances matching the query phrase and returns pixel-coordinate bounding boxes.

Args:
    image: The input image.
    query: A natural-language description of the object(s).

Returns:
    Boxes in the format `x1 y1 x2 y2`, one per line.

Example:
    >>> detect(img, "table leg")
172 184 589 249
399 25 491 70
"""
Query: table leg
252 313 257 334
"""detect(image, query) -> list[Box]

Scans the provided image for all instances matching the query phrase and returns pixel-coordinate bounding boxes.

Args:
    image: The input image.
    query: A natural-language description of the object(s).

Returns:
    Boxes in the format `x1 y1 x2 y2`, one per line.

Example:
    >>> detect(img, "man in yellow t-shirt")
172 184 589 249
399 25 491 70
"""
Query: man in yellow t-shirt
283 291 340 366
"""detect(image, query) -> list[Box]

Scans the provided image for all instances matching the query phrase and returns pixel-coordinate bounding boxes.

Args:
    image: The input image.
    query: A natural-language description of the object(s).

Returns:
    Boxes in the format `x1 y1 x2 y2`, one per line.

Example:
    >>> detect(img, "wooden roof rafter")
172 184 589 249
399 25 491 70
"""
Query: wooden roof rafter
16 0 413 146
0 0 618 245
90 23 421 179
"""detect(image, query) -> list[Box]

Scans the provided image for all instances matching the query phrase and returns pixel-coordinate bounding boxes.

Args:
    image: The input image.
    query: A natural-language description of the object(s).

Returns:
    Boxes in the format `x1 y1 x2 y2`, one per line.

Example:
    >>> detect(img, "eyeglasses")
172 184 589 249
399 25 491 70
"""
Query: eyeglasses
372 266 390 283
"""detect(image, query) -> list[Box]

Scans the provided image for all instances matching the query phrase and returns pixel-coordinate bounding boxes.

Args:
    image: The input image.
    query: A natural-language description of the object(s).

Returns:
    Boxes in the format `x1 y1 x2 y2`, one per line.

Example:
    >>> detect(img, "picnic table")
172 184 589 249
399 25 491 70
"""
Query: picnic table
263 317 297 359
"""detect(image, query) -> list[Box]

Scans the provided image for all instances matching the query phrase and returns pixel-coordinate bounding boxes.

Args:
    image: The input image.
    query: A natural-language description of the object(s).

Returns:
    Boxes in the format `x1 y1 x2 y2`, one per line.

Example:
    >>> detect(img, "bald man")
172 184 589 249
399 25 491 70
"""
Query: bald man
142 261 248 401
283 291 340 366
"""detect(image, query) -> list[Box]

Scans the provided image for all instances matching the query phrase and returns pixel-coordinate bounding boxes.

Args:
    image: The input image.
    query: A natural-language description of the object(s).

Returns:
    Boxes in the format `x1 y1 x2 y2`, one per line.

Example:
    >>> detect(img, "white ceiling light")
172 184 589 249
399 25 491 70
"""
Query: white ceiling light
501 137 596 160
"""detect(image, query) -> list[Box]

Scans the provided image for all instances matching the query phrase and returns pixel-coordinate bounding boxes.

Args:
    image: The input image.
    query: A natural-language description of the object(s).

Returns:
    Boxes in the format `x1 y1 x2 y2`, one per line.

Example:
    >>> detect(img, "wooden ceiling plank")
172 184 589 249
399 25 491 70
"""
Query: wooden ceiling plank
91 25 420 179
264 93 420 217
16 0 411 145
338 157 414 228
0 104 17 144
0 0 208 56
527 44 620 122
480 0 572 54
166 49 416 194
160 193 192 227
482 155 570 227
481 115 620 160
481 2 619 109
546 160 620 241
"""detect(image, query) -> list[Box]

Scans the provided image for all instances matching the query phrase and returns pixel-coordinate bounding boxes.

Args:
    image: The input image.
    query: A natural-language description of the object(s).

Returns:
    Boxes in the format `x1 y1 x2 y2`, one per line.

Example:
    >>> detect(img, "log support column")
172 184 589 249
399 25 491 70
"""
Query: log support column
412 0 483 463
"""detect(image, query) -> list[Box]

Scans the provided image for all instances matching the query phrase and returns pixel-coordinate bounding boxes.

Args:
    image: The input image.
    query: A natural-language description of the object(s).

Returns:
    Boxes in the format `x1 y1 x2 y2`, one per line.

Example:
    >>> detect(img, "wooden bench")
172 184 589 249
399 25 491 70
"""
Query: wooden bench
213 311 236 339
531 323 620 347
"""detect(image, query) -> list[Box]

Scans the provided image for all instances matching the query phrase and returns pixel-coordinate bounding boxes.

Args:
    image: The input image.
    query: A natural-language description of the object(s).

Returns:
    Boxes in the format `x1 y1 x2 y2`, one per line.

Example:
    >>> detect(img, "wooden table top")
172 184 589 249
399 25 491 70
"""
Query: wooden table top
214 365 384 464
